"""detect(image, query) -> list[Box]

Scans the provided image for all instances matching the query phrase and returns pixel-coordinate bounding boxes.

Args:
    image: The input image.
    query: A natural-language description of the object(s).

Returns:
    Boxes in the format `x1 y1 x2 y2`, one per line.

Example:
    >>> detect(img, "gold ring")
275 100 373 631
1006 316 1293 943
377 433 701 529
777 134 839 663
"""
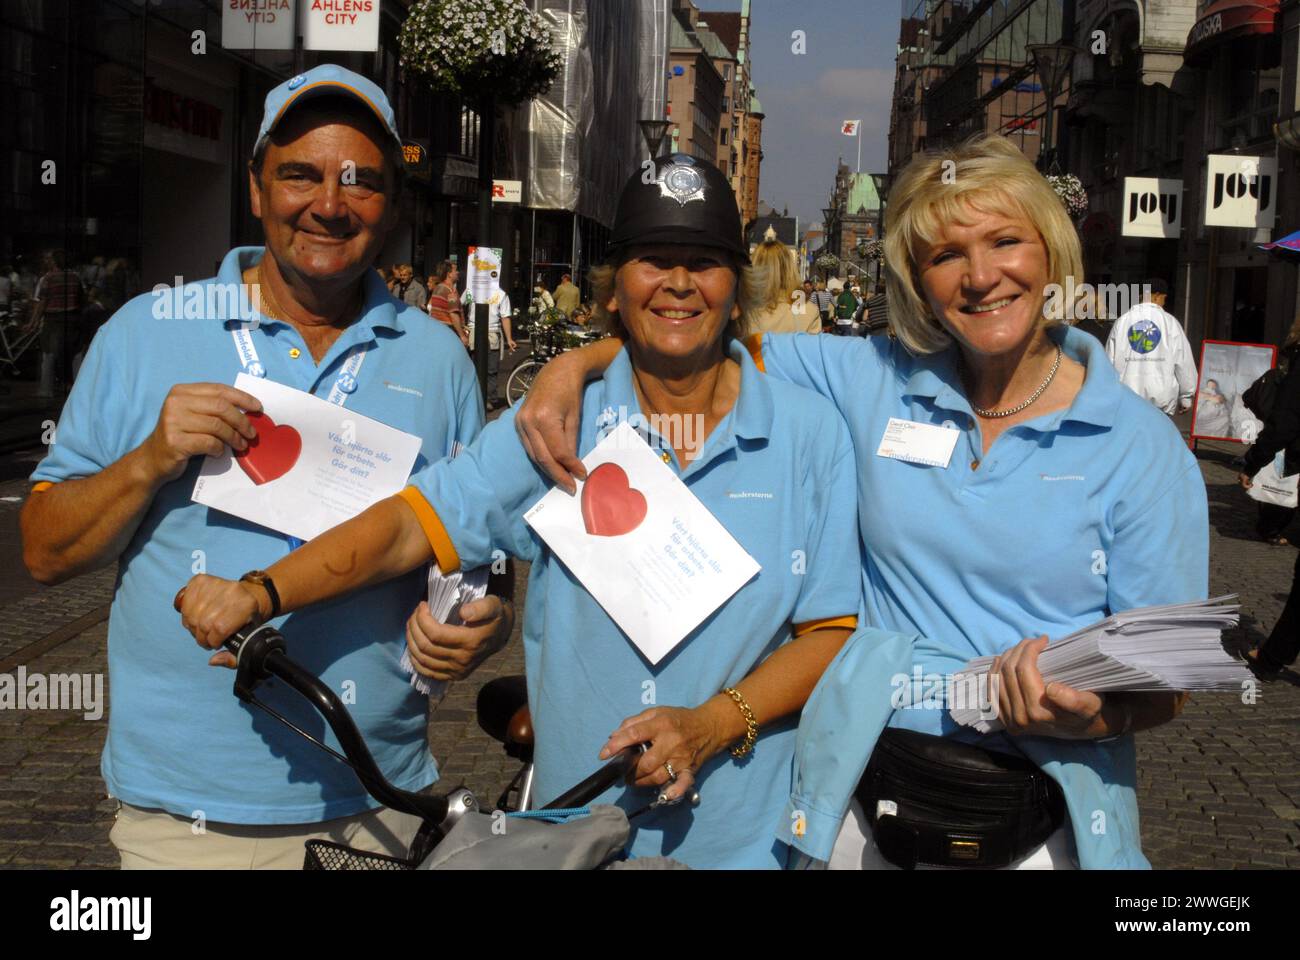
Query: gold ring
663 761 677 783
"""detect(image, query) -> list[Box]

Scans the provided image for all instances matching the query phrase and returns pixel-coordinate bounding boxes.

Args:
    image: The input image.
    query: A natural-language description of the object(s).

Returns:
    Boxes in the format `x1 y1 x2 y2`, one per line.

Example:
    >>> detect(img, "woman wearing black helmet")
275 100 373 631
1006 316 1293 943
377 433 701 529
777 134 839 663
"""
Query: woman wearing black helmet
174 154 879 868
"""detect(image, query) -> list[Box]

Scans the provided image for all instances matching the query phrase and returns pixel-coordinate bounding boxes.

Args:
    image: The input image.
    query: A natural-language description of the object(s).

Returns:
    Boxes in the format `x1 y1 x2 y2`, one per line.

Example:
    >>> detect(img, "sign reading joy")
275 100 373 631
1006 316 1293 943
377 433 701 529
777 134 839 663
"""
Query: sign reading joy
1204 154 1277 228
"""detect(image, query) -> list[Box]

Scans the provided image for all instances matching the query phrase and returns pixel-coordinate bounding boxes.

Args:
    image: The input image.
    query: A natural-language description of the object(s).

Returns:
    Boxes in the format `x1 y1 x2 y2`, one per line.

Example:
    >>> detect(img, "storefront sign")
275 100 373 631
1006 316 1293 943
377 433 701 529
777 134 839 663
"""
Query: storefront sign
1204 154 1276 228
1122 177 1183 238
492 180 523 203
1189 13 1223 45
402 140 431 183
222 0 295 50
303 0 380 52
143 76 229 166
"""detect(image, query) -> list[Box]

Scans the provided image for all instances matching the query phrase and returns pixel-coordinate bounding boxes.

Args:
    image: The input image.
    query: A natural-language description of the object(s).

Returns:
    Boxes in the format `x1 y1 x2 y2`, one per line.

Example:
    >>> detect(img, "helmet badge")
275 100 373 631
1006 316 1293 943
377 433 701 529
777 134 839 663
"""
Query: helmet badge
656 159 707 206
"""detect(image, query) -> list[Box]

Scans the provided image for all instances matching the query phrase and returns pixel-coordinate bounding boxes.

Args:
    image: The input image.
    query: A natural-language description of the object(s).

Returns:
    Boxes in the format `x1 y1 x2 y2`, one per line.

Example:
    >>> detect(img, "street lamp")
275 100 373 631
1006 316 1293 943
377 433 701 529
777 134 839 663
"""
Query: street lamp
639 119 671 160
821 207 837 278
1027 42 1079 171
869 173 891 290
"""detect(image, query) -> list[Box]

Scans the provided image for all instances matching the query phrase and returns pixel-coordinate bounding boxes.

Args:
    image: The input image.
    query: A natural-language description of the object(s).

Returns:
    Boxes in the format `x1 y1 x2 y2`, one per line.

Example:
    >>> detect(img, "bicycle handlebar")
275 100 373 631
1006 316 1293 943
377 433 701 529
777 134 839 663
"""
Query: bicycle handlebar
222 624 653 830
223 624 452 827
541 745 643 810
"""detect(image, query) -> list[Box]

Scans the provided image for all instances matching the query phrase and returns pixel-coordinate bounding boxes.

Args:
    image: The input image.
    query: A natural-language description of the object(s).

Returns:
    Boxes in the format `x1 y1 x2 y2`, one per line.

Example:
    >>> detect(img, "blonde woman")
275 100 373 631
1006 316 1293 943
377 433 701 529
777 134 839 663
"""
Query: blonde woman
744 228 821 335
514 133 1208 870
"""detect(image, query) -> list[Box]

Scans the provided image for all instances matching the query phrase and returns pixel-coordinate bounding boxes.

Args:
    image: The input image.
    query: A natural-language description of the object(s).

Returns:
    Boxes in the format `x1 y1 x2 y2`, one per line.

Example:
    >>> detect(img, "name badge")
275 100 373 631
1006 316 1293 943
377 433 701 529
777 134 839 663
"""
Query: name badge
876 417 960 468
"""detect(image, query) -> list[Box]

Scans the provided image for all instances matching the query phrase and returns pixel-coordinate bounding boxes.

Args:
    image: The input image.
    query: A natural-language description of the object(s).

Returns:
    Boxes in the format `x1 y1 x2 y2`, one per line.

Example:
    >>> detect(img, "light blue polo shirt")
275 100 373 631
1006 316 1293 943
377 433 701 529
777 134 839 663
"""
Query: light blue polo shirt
405 340 863 868
756 325 1209 868
32 247 483 823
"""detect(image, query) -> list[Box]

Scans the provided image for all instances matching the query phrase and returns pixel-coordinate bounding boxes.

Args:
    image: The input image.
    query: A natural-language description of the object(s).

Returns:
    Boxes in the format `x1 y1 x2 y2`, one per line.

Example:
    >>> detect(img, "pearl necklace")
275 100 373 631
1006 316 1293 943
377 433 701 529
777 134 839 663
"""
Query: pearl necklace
968 346 1062 419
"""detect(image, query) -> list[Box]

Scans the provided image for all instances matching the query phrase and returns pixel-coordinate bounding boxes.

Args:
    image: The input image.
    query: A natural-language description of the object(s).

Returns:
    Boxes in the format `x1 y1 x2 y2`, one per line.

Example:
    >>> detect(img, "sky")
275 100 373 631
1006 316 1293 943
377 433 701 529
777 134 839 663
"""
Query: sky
701 0 899 233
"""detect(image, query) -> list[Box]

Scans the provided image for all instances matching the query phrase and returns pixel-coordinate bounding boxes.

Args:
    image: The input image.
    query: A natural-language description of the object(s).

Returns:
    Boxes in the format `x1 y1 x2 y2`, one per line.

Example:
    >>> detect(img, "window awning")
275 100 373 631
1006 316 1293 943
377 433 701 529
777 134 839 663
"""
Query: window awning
1185 0 1279 65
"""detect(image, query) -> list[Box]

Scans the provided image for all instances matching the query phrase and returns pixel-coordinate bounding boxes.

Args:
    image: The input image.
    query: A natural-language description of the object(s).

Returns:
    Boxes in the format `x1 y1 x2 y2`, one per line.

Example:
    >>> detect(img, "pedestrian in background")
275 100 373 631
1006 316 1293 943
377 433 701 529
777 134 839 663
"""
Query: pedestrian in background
394 263 427 311
1242 317 1300 545
743 231 821 335
28 249 85 397
1105 278 1197 415
833 281 858 336
427 259 468 345
466 284 516 409
553 272 580 319
1240 323 1300 676
810 279 834 330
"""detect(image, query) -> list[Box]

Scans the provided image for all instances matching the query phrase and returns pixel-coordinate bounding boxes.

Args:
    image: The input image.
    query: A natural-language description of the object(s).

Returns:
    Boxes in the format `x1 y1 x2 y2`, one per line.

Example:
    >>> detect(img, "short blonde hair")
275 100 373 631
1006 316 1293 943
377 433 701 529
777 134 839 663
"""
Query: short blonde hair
588 251 763 342
749 238 801 310
883 133 1084 355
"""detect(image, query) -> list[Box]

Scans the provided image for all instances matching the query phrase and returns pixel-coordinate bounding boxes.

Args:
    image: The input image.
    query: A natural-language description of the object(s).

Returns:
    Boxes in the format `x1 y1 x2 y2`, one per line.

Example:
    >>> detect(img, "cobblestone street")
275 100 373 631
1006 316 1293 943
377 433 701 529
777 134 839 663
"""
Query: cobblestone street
1 437 1297 869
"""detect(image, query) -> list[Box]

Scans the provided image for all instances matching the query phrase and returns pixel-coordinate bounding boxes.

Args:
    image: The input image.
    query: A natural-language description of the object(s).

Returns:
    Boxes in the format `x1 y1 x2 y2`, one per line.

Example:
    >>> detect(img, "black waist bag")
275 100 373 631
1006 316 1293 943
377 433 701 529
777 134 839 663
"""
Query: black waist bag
855 728 1066 869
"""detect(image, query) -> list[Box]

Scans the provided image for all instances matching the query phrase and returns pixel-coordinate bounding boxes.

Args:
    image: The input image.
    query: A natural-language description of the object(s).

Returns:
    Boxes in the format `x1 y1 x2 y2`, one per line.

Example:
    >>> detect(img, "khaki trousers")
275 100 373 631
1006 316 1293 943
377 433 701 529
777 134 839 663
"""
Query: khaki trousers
110 801 424 870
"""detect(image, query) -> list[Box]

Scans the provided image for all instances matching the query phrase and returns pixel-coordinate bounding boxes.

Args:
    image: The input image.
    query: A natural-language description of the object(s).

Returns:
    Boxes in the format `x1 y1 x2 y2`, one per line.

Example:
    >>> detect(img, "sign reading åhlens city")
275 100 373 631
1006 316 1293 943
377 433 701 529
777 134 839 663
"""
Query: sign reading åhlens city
222 0 295 50
222 0 380 52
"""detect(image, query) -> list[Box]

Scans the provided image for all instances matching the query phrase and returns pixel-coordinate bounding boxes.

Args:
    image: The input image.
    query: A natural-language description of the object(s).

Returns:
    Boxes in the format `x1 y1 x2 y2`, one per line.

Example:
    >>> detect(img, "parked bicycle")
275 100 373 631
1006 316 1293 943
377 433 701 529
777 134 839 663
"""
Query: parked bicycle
504 320 603 409
0 296 38 376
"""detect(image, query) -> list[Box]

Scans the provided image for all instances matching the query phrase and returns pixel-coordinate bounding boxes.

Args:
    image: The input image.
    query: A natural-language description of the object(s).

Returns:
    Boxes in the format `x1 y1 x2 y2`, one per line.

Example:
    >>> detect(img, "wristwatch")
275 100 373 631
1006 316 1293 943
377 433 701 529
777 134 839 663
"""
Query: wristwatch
239 570 281 621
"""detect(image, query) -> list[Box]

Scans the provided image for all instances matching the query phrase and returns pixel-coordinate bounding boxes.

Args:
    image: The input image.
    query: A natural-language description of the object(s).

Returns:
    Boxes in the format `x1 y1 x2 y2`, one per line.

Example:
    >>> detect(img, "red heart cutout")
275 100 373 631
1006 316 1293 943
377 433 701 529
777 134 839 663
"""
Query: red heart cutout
235 411 301 486
581 463 647 537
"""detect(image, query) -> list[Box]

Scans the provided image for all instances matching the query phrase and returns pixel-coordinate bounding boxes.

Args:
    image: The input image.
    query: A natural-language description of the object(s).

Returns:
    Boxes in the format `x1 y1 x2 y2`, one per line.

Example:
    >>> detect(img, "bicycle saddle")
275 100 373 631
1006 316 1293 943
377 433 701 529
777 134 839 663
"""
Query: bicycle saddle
476 675 534 751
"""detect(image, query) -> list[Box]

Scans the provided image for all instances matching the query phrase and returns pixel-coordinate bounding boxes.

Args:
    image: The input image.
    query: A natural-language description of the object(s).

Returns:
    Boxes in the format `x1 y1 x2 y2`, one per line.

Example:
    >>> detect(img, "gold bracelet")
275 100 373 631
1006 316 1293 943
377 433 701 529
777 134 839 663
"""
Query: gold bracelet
721 687 758 759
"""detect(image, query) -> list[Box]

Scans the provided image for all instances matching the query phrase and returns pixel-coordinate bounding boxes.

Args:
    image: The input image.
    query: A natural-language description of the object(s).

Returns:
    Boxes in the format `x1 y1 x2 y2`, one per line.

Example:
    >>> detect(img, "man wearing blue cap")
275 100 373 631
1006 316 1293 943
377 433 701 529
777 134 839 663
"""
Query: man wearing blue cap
20 65 513 867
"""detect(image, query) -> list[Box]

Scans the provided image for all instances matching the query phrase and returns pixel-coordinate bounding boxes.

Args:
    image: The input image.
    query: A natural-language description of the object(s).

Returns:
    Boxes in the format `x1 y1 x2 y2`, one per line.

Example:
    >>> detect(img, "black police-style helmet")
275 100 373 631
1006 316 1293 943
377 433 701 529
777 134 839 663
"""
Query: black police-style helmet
607 153 750 263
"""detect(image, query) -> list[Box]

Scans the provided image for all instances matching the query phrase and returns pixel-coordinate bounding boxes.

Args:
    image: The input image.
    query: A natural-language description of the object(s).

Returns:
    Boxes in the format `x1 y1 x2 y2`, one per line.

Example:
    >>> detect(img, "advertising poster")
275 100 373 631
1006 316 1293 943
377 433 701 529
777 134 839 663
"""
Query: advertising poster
1190 340 1276 443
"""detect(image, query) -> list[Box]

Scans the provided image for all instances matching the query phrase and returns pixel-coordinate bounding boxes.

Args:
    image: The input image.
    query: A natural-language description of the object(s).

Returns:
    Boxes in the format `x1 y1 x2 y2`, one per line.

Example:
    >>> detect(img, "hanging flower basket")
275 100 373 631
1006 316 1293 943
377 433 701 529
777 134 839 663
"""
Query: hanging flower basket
1047 174 1088 219
814 253 840 272
400 0 563 105
857 239 885 261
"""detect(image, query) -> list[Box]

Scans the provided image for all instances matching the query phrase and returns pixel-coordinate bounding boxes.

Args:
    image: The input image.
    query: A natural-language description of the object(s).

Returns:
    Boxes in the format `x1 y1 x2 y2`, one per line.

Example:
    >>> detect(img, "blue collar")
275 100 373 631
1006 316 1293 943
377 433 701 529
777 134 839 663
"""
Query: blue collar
901 325 1119 431
596 337 775 465
215 246 405 336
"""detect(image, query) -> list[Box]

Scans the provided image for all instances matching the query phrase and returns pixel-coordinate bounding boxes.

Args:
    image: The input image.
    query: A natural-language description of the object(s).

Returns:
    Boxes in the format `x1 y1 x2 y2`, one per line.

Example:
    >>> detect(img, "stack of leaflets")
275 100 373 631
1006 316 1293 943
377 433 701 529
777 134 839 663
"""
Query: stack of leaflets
950 597 1247 733
398 564 491 699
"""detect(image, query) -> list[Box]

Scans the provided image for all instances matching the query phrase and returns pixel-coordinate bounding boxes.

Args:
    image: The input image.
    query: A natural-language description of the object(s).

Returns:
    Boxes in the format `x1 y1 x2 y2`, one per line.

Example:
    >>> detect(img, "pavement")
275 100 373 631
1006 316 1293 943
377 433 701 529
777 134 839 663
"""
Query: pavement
0 418 1297 869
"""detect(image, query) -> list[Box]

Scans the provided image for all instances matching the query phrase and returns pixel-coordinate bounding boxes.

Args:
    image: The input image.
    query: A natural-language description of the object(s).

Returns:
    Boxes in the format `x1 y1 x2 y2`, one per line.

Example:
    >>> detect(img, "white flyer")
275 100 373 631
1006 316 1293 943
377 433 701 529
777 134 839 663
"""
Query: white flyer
524 421 761 665
191 373 422 541
876 417 960 468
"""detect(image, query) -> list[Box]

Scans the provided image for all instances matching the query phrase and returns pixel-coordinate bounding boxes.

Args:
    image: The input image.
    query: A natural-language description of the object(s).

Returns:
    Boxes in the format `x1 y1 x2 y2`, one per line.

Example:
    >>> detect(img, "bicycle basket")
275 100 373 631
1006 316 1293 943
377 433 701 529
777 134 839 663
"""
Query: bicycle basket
303 839 418 871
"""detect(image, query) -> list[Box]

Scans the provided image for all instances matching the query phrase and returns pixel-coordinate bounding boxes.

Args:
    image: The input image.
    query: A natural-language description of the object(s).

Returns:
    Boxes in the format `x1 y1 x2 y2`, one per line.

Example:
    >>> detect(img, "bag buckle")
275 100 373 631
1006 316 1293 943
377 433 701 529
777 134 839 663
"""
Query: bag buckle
947 836 982 862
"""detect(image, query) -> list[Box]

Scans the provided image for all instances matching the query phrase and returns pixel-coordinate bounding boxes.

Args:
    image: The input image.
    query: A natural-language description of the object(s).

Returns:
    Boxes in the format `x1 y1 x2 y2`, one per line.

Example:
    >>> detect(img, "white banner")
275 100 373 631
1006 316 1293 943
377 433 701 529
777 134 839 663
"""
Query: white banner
1204 154 1277 228
222 0 296 50
1122 177 1182 238
302 0 380 52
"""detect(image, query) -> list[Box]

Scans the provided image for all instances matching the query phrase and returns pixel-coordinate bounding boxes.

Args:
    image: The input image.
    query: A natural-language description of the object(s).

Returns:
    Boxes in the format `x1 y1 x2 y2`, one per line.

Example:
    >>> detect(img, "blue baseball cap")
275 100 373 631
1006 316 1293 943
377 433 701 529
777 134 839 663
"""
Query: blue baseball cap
254 64 402 157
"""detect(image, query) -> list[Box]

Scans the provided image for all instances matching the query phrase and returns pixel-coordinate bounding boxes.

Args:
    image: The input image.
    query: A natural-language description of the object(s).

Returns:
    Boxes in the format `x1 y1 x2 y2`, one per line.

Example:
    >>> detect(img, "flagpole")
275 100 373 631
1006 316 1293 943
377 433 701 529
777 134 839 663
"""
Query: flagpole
856 125 861 174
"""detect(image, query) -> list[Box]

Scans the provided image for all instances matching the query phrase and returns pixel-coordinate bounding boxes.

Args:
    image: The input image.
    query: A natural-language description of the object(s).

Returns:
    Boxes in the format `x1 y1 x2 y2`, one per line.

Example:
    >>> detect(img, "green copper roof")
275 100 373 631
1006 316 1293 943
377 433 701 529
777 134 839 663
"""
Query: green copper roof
696 26 732 60
670 16 693 50
750 91 762 113
846 173 880 215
